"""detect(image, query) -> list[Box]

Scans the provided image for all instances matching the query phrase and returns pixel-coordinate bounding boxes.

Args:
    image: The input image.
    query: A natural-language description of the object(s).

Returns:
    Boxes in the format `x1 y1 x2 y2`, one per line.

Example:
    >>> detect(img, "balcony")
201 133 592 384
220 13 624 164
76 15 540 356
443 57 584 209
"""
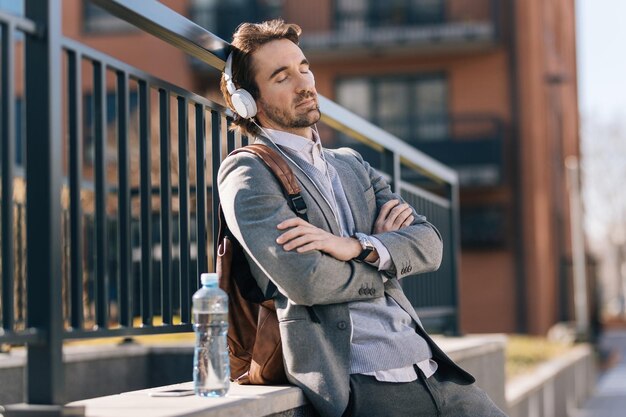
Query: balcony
299 0 502 58
330 113 504 189
409 115 505 187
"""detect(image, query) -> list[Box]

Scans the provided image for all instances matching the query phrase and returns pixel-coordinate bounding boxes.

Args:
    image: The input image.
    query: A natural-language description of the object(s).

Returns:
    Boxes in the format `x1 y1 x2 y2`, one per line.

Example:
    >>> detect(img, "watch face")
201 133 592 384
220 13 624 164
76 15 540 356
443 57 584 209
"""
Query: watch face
355 233 374 251
354 233 374 262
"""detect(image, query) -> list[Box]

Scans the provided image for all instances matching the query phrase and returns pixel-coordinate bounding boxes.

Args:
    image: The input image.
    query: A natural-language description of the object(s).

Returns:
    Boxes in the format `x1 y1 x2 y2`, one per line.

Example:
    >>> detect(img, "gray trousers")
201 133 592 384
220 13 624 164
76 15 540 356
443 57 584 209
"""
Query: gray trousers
342 367 508 417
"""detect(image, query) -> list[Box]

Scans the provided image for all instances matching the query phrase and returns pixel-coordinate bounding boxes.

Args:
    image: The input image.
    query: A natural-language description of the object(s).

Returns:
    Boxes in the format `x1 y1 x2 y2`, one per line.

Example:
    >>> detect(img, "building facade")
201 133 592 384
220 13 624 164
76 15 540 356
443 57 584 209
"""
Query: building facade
189 0 582 335
4 0 583 335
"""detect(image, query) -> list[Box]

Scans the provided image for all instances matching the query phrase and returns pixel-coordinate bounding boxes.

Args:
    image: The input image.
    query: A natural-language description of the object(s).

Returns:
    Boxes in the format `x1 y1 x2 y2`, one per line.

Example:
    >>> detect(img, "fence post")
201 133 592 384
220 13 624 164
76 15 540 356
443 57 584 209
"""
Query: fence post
448 181 461 336
24 0 64 405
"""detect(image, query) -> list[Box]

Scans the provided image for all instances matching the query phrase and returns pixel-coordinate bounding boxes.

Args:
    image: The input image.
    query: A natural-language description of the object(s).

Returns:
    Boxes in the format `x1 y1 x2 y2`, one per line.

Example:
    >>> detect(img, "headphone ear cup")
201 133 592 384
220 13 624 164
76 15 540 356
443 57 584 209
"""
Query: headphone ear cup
231 88 257 119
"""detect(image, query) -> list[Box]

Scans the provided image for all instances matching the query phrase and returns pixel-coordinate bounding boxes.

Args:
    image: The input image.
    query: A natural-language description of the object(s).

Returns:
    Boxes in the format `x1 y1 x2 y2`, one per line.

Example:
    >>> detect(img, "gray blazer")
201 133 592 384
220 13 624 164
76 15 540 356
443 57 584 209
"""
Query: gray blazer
217 136 474 417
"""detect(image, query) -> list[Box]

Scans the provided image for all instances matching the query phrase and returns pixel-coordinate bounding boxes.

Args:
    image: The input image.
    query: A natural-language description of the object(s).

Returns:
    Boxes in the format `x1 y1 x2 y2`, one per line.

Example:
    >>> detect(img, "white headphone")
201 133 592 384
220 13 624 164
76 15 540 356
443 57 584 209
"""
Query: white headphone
224 52 258 119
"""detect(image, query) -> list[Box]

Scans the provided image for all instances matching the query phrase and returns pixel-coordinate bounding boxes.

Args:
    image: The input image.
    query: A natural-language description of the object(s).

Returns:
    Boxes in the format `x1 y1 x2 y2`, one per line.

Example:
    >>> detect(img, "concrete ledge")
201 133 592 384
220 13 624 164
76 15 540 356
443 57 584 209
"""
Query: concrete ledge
506 344 596 417
0 344 157 404
1 334 506 416
69 382 312 417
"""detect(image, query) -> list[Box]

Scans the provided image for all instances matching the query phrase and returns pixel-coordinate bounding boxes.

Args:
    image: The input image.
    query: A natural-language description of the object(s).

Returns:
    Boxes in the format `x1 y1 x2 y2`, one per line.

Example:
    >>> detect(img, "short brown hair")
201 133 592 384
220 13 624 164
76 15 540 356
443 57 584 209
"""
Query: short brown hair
220 19 302 137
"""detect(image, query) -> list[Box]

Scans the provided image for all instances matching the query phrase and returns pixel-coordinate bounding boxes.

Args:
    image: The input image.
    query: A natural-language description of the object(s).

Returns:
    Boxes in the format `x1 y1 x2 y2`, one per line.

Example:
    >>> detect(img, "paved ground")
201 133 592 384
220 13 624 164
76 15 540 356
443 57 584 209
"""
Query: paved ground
574 330 626 417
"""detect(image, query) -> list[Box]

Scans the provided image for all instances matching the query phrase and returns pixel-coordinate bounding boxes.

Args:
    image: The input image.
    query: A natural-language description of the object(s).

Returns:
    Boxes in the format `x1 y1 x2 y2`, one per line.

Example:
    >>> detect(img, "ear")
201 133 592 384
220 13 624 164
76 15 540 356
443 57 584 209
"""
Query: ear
254 97 265 117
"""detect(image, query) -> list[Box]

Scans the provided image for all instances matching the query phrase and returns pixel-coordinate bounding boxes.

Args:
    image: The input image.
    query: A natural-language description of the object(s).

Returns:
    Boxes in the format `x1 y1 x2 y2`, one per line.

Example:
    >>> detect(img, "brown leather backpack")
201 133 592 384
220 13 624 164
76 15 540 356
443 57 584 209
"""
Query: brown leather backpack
216 144 309 385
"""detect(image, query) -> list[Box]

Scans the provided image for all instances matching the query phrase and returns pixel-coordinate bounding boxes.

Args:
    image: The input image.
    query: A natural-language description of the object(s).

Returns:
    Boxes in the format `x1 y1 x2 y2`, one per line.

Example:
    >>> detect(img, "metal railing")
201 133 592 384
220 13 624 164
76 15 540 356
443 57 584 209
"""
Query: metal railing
0 0 461 407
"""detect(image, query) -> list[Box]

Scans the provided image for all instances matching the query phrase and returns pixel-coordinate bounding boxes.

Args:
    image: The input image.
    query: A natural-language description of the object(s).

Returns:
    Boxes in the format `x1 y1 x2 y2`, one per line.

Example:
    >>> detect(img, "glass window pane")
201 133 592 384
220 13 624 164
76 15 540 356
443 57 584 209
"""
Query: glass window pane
83 3 137 33
377 80 409 119
336 79 371 119
411 0 444 24
414 78 446 115
380 120 410 140
414 77 448 141
376 80 410 140
376 0 410 26
337 0 367 31
337 74 448 143
190 0 219 32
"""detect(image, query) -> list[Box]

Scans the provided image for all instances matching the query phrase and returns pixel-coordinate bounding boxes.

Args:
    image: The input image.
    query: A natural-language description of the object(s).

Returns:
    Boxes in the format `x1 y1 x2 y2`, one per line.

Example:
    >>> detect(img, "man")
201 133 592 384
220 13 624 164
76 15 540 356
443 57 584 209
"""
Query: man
218 19 507 417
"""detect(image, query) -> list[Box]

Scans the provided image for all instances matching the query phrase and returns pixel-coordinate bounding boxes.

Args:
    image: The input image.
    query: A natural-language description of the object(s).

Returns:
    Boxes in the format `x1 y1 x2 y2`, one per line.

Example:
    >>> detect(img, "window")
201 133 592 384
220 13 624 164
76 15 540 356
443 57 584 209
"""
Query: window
336 74 448 144
336 0 444 30
460 205 508 248
83 3 137 34
189 0 282 41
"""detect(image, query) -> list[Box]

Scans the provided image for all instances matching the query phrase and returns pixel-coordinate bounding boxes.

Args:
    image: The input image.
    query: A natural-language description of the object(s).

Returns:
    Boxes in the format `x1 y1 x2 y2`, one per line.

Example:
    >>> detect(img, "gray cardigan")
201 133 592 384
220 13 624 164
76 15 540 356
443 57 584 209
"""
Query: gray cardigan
217 136 474 417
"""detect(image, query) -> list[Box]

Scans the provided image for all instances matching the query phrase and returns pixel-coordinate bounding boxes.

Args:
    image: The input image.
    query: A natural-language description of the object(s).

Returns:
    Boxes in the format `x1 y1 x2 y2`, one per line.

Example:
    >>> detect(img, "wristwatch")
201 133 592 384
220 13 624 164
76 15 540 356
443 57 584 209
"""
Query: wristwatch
352 232 375 262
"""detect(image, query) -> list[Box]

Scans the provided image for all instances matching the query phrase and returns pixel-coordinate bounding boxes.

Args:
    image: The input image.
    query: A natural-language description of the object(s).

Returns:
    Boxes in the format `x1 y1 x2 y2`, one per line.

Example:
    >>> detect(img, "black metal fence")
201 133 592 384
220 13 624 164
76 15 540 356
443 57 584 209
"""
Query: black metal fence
0 0 462 406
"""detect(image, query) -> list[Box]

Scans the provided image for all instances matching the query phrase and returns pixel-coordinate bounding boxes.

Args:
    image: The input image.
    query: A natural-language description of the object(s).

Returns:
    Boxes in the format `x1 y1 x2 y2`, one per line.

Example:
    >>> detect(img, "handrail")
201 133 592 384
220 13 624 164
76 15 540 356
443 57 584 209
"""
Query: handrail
90 0 457 186
318 97 457 183
90 0 229 69
0 9 38 34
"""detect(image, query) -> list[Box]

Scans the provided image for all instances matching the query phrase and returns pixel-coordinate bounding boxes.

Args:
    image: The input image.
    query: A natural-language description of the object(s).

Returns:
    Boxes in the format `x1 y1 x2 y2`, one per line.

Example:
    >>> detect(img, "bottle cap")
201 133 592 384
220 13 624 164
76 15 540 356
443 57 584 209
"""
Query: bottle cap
200 273 218 286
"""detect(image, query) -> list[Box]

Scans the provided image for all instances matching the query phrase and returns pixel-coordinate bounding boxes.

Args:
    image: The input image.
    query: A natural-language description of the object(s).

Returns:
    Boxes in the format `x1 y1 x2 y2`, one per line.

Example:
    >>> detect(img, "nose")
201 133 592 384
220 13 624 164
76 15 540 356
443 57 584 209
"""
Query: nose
295 70 315 93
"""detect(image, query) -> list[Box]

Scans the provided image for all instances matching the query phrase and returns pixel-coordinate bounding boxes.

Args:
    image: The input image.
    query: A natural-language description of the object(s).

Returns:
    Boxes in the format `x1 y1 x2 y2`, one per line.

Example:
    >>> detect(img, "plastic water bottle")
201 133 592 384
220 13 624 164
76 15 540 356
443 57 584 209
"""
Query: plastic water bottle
192 272 230 397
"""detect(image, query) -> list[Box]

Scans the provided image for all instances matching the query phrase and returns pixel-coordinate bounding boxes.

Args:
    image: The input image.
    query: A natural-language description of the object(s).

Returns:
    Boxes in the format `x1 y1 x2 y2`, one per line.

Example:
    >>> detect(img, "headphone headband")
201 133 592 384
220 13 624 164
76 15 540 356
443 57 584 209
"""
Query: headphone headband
224 52 237 95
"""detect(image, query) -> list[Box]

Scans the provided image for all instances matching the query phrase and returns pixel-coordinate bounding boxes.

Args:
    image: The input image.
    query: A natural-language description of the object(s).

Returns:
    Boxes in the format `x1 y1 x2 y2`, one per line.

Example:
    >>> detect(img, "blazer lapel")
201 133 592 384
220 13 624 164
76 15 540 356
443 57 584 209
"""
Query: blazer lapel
253 136 342 235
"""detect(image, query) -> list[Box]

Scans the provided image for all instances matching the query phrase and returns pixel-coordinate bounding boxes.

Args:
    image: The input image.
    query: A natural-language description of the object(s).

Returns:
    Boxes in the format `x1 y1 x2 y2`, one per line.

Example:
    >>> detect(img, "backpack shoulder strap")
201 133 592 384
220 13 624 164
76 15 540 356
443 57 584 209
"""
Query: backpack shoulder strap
222 144 321 321
230 144 307 218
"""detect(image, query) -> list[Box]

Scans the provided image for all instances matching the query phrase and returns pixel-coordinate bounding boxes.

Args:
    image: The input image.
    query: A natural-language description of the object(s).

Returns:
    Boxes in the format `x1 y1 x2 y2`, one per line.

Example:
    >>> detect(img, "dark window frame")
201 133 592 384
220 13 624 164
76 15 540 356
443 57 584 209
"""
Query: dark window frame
334 72 450 144
188 0 283 41
460 204 510 249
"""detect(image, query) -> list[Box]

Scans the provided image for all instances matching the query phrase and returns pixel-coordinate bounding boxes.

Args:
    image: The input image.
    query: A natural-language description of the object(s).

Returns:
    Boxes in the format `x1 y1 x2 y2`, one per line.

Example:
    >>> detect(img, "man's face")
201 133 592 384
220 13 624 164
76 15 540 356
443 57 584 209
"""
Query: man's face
251 38 321 136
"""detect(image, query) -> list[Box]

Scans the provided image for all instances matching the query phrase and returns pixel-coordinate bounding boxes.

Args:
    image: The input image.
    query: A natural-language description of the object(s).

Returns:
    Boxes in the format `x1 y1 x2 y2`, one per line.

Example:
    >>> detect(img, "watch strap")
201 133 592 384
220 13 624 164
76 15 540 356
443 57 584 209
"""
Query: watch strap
353 233 374 262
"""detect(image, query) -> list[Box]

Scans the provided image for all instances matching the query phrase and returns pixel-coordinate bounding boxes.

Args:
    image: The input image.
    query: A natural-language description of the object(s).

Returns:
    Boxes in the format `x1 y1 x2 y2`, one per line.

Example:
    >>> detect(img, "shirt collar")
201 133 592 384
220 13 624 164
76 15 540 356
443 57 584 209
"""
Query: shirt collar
263 127 322 155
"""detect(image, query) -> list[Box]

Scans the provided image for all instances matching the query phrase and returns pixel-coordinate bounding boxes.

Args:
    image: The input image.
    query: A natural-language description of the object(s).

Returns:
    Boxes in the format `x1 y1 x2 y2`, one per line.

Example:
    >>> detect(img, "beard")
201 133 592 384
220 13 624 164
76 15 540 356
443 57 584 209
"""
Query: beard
258 93 321 130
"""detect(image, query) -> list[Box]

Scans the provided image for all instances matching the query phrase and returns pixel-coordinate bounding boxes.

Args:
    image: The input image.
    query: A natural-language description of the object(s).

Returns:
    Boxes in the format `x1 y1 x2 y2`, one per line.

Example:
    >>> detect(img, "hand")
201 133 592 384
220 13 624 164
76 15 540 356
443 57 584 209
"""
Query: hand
276 218 361 261
373 199 414 234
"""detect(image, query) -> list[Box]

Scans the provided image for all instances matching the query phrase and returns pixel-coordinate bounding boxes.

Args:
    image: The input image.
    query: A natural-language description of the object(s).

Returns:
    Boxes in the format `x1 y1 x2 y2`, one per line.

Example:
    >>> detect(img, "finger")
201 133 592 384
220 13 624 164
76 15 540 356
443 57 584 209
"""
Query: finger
276 225 314 244
393 210 412 229
401 215 415 228
374 200 400 232
378 200 400 220
283 234 321 251
385 203 410 225
390 203 410 217
296 242 322 253
277 217 309 230
392 206 413 228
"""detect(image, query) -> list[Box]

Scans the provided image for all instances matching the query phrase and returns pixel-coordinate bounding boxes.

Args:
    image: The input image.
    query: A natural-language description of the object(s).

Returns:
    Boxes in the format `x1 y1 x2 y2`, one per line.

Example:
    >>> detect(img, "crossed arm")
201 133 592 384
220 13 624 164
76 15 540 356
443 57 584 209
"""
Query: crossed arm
218 151 442 306
276 199 414 262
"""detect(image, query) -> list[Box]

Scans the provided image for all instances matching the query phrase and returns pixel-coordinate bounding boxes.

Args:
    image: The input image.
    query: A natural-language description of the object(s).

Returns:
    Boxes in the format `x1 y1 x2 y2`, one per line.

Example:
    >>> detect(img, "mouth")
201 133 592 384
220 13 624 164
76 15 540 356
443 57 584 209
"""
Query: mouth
296 98 317 108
